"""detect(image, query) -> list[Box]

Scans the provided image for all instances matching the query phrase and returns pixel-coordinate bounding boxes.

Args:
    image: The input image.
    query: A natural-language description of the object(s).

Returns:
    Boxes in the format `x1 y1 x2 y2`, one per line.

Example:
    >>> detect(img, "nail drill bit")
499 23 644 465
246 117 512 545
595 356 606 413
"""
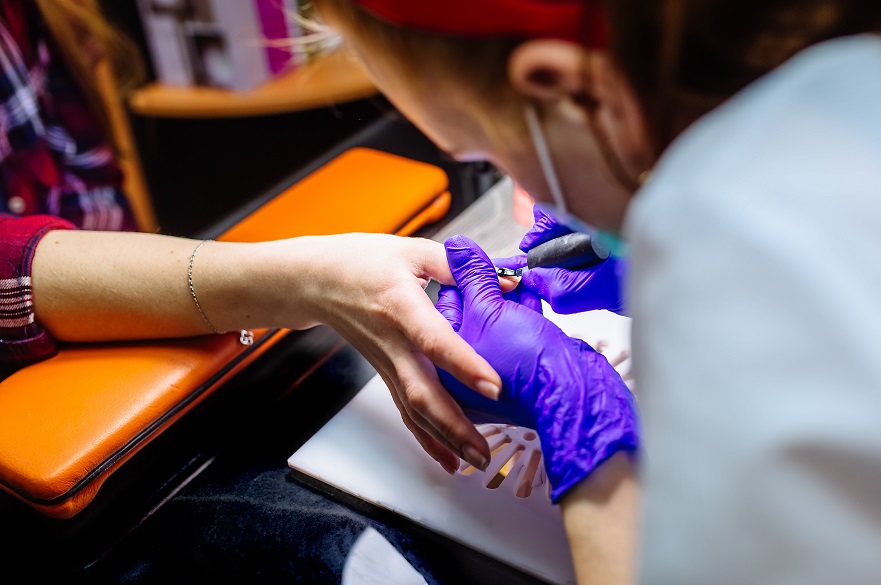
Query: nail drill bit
494 232 610 279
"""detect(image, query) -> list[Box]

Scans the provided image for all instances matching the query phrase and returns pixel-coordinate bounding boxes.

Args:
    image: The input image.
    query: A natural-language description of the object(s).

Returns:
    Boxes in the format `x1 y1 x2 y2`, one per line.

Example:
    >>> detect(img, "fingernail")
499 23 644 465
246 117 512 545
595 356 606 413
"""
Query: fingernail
463 444 489 472
499 275 521 287
442 458 459 475
475 379 501 400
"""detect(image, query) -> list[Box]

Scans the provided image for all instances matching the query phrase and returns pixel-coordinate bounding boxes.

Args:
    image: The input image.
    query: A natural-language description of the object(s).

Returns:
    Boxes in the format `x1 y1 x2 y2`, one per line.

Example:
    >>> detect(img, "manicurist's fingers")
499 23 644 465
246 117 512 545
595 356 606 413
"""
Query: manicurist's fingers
518 286 544 314
493 254 526 293
444 235 504 307
493 254 528 270
520 206 573 251
435 285 463 332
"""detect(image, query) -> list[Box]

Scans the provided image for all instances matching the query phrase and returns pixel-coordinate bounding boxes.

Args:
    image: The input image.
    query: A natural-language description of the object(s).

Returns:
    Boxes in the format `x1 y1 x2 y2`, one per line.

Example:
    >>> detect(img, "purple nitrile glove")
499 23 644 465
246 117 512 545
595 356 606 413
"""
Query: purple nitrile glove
519 206 627 315
436 235 640 503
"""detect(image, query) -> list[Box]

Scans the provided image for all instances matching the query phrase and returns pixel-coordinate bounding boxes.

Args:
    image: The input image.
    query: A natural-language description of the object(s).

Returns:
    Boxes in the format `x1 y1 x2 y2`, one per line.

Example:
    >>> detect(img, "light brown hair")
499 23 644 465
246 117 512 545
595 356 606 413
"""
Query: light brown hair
313 0 524 129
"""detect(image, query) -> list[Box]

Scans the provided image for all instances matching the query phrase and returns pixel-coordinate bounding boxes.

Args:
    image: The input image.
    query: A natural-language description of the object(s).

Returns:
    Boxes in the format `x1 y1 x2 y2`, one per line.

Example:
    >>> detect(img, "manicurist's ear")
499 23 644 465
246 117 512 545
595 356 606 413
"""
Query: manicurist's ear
509 40 654 182
508 40 589 105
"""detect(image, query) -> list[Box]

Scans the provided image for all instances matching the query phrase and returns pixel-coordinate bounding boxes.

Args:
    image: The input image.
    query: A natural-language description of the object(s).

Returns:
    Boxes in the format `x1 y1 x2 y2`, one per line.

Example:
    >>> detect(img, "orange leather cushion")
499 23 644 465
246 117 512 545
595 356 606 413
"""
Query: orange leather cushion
0 330 283 519
221 147 451 242
0 148 450 518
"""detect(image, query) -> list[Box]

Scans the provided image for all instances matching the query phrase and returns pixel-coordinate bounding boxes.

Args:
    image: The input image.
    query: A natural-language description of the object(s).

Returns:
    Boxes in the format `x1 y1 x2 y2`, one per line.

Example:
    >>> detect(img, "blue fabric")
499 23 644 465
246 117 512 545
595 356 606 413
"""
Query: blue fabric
93 462 443 584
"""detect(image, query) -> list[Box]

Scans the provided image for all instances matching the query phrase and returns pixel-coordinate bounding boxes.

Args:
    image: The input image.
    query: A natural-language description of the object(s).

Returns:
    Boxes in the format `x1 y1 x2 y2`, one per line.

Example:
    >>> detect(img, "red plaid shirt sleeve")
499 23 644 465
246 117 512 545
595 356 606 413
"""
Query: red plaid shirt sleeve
0 214 75 377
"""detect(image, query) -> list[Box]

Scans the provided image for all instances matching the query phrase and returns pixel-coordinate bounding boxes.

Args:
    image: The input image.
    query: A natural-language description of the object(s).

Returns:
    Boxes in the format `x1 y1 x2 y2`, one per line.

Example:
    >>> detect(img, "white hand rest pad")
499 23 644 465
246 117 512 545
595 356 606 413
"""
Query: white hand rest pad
288 308 632 585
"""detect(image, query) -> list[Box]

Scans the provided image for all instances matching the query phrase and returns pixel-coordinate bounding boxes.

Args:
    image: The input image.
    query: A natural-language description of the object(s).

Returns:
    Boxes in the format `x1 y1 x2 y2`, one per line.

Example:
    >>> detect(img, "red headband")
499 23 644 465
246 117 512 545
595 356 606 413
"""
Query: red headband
353 0 608 48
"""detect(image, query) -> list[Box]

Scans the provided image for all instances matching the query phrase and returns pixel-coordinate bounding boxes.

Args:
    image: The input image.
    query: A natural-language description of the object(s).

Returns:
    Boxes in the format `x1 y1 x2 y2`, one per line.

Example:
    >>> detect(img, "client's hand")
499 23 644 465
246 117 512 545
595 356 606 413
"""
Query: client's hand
436 235 640 502
516 207 627 315
286 233 512 475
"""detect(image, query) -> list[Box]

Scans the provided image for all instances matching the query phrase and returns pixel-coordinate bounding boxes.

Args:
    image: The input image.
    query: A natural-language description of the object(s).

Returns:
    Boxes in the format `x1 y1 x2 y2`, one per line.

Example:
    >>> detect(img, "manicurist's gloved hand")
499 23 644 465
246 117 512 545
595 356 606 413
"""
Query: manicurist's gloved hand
436 235 640 503
492 254 544 314
517 207 627 315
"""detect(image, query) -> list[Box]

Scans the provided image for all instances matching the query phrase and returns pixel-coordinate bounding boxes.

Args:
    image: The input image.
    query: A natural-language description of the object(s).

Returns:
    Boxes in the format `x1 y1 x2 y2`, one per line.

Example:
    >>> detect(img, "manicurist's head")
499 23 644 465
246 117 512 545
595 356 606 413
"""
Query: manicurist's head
312 0 645 235
313 0 879 235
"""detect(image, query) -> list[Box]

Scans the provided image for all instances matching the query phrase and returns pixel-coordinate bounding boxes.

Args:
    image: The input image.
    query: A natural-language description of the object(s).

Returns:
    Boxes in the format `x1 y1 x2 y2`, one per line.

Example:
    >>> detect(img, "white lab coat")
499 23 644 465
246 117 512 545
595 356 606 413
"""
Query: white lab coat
625 35 881 585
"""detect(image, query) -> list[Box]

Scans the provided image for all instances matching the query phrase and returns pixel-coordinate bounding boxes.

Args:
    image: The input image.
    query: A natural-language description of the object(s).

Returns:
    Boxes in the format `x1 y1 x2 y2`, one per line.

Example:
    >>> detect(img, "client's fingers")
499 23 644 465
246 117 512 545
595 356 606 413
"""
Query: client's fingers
394 285 501 400
392 350 491 471
380 372 461 475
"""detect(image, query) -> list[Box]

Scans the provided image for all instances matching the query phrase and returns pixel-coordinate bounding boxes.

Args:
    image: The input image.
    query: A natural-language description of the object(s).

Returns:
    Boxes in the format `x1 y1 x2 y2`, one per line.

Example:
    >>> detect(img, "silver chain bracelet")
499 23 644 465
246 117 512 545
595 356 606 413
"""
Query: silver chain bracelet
188 240 254 346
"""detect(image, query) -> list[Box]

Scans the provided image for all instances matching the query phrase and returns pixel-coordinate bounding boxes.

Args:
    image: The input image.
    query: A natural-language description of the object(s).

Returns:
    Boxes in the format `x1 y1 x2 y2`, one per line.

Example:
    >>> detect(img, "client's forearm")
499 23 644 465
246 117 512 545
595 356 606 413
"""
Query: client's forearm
560 452 640 585
30 230 312 341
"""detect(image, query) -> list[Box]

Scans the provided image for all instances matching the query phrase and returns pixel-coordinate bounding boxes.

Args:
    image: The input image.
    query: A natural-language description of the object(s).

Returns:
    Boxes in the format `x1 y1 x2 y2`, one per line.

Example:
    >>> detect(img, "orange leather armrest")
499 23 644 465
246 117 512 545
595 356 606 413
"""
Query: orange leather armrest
0 147 451 518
